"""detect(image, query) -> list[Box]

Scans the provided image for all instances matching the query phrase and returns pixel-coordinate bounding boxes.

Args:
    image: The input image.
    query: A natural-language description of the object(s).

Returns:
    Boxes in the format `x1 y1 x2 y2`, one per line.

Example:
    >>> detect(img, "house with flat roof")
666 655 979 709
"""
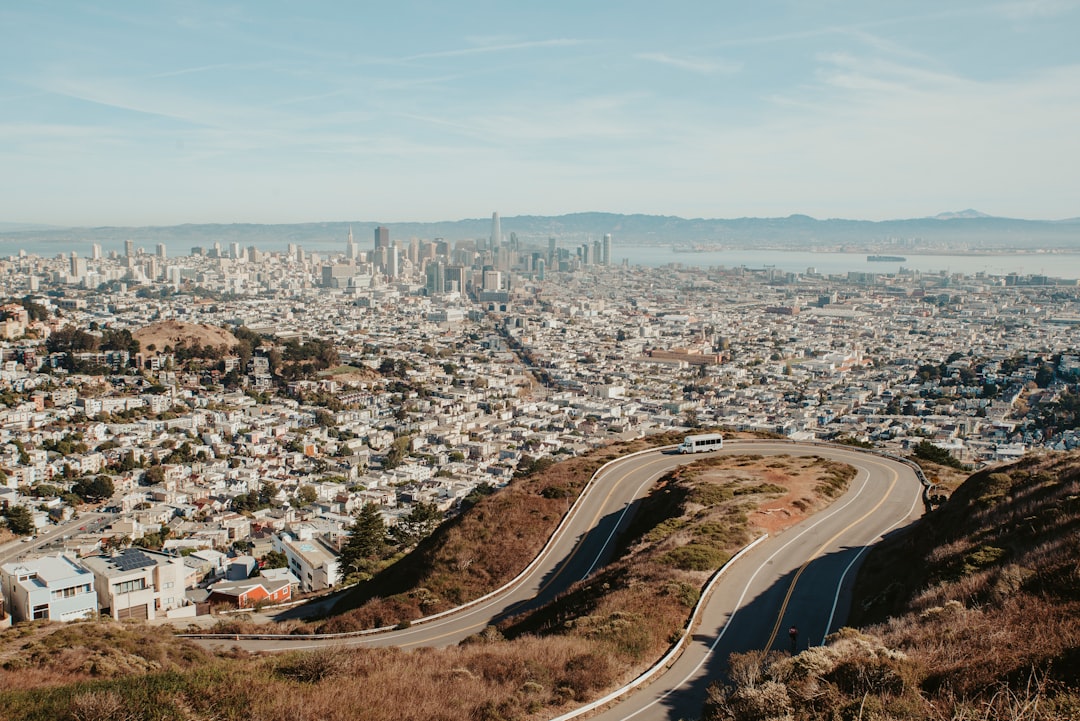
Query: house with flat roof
273 532 340 592
80 548 191 621
0 555 98 623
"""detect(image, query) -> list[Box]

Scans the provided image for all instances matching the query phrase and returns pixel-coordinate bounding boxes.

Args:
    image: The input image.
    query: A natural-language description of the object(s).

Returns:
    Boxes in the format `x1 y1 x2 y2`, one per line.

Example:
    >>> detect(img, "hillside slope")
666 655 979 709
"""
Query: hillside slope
132 320 238 353
704 451 1080 721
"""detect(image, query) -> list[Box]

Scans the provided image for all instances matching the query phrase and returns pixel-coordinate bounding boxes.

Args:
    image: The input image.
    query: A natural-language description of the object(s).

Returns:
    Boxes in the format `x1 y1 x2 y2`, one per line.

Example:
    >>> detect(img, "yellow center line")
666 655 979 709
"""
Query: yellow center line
764 463 898 651
396 454 679 648
532 454 675 597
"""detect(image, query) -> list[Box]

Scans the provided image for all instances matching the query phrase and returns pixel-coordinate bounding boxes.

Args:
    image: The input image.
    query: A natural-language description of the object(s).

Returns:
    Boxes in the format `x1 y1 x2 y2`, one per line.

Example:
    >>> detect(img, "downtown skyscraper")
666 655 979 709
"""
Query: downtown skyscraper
491 212 501 248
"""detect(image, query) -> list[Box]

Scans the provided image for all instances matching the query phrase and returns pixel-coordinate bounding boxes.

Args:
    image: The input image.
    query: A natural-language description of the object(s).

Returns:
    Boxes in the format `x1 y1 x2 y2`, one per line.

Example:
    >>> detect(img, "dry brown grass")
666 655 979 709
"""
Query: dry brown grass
0 619 210 692
324 436 683 630
497 454 854 670
706 451 1080 720
1 633 623 721
0 441 855 721
131 319 238 353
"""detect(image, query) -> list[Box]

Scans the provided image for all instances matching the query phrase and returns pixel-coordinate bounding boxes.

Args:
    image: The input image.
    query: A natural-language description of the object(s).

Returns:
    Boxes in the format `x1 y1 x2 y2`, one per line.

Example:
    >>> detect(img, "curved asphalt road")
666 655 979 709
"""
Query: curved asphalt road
191 442 924 721
589 443 924 721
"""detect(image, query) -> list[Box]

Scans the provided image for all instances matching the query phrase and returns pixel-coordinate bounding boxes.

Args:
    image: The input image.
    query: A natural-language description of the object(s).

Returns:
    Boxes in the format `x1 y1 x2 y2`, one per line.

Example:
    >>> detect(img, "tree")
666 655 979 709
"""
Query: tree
912 440 964 469
31 484 63 498
513 454 555 479
296 485 318 506
118 450 138 471
461 482 496 511
257 481 278 507
142 465 166 485
4 505 35 535
383 435 411 470
340 503 389 576
391 501 442 547
261 550 288 569
133 526 169 550
72 474 114 502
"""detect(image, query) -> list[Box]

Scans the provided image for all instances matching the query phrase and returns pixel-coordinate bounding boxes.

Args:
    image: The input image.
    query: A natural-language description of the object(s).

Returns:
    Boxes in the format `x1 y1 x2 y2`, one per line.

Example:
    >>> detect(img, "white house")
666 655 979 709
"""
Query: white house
273 532 340 592
80 548 191 620
1 555 98 623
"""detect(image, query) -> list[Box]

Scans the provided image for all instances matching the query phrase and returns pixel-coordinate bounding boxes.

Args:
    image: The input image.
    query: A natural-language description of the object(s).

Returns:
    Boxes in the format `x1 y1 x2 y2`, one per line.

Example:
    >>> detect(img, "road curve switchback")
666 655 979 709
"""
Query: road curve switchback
191 441 925 721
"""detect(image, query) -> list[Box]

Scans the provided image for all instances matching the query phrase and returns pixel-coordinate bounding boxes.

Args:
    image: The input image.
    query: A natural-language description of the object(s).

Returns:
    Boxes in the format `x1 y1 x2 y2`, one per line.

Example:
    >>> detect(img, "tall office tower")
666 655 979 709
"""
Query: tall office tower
387 246 399 278
91 243 102 261
295 245 305 264
536 258 546 281
491 246 507 272
125 239 135 258
491 212 501 248
602 233 612 265
593 240 602 265
444 265 465 294
247 245 258 263
483 268 502 291
548 236 557 264
509 231 518 252
581 243 591 265
212 242 222 258
230 242 242 260
409 238 420 264
425 261 445 295
346 226 358 260
374 225 390 250
69 252 86 278
156 243 167 260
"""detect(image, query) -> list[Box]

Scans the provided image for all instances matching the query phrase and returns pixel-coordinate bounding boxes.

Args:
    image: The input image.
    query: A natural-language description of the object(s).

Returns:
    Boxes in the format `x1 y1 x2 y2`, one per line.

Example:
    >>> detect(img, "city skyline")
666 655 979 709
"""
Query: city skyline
2 2 1078 226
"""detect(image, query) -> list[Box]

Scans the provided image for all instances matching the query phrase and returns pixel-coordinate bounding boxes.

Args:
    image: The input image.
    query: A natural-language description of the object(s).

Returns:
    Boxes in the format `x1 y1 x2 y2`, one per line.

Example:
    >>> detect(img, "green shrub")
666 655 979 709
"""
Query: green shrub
662 543 728 571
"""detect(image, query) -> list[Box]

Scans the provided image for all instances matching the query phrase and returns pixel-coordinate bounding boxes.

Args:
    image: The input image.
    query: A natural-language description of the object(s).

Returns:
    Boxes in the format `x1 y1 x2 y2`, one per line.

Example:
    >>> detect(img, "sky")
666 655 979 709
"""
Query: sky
1 0 1079 226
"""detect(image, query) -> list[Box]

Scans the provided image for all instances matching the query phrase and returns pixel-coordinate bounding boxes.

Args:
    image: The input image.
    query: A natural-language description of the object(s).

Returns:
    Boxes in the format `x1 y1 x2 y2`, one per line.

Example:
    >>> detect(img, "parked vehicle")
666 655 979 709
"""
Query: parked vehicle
677 433 724 453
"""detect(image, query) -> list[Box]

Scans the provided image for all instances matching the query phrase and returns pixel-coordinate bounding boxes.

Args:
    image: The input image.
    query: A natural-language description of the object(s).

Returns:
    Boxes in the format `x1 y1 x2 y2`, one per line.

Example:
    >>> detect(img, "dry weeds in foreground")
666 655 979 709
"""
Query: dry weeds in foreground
705 451 1080 720
0 440 856 721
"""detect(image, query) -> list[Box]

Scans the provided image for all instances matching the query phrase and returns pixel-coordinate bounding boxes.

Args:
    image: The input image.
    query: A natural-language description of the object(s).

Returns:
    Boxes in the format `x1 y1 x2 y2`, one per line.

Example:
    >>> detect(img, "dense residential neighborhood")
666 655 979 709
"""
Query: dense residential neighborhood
2 231 1080 625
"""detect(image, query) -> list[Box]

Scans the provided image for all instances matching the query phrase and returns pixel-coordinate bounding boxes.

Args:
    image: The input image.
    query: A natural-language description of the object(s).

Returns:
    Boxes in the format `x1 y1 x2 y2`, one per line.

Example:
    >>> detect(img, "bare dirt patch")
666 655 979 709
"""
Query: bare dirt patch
318 365 380 384
132 320 238 353
690 454 855 536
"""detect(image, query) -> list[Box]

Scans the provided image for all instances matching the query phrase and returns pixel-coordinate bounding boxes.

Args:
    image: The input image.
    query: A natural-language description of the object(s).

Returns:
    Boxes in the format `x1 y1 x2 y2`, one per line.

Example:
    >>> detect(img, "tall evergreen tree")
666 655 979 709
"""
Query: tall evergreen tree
4 505 35 535
340 504 388 576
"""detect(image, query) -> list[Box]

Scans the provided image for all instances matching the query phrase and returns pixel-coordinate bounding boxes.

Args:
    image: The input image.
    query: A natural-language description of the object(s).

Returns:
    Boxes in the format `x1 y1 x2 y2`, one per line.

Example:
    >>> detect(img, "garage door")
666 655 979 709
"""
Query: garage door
117 604 148 620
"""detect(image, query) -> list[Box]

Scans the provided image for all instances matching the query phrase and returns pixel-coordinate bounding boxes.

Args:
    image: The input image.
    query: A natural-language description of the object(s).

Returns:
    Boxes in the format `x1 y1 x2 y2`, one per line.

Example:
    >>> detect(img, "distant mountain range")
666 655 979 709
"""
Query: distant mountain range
931 209 993 220
1 211 1078 253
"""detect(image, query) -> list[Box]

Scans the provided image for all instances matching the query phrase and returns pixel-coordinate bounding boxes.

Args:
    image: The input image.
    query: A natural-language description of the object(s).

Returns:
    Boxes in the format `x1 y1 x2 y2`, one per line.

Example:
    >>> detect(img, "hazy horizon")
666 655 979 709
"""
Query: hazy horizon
2 208 1078 233
3 2 1078 226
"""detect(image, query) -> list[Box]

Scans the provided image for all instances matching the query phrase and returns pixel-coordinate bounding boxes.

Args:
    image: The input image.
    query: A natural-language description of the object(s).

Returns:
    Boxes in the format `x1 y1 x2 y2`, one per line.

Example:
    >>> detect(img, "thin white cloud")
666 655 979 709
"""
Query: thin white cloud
673 57 1080 219
33 73 231 129
636 52 741 75
995 0 1079 19
144 62 268 80
399 38 583 62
